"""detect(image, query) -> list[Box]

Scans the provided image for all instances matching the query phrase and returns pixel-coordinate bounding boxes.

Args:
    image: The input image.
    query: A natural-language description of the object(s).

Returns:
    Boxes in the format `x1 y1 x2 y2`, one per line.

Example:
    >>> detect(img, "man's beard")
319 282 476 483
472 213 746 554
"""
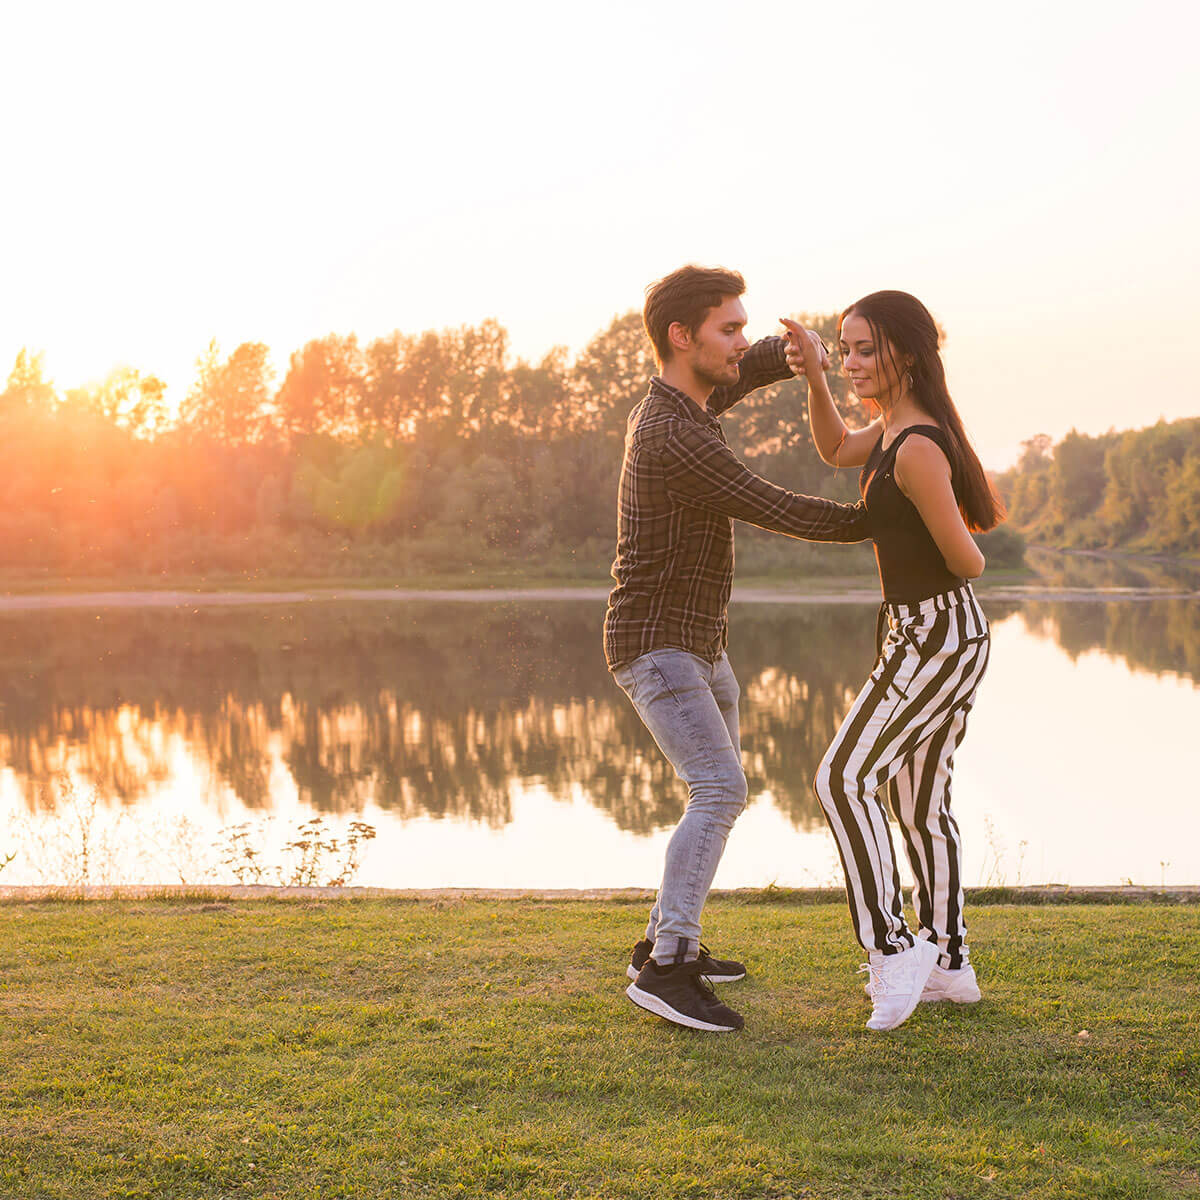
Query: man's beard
695 359 740 390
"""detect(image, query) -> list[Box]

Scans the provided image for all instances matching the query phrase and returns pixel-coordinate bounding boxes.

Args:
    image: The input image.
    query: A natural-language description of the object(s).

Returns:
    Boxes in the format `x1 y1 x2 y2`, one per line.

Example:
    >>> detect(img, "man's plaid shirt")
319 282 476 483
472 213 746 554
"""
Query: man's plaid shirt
603 336 872 671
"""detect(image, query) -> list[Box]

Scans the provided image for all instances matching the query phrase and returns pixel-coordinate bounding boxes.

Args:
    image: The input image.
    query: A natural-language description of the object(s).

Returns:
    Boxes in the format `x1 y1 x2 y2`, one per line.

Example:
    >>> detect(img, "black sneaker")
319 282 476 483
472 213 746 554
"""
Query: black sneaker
626 939 746 984
626 959 745 1032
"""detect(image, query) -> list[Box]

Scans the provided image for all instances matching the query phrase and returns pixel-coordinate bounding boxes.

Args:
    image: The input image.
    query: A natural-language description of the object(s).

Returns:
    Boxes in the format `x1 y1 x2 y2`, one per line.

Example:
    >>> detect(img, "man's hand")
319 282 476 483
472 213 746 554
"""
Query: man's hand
779 317 830 378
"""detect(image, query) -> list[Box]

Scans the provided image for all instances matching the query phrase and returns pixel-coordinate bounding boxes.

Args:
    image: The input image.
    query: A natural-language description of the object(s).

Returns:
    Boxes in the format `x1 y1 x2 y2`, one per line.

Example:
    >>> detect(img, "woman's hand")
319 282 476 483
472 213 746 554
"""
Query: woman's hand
780 315 881 468
780 317 829 378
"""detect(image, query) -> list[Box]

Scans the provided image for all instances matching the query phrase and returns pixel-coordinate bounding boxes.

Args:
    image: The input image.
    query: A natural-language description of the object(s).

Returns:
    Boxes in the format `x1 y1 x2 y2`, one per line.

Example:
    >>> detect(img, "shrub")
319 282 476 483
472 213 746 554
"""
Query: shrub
975 524 1026 569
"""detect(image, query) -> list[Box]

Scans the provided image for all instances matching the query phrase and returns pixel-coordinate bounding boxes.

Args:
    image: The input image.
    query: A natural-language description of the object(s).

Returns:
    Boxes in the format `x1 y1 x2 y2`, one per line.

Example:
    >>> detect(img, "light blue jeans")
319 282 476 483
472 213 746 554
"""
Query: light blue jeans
613 649 748 964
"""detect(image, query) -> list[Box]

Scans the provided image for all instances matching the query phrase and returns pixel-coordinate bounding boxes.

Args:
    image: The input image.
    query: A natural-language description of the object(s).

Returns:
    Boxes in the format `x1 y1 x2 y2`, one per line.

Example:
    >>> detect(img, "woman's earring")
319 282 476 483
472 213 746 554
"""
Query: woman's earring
904 369 915 391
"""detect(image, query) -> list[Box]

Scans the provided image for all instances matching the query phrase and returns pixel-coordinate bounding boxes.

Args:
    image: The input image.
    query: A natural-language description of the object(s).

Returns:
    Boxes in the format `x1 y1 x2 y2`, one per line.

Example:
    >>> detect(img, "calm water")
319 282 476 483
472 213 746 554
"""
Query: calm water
2 584 1199 889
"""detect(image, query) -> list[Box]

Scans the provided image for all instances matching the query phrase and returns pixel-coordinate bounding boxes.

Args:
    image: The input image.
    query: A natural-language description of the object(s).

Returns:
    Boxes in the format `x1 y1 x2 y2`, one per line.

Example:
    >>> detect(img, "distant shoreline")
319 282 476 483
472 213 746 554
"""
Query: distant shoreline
2 545 1198 609
0 581 1196 610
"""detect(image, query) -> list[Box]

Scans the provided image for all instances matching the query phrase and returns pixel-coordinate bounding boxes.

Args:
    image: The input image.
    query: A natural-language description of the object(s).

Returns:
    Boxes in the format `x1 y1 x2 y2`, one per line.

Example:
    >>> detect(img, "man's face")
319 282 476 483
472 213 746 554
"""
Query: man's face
680 295 750 389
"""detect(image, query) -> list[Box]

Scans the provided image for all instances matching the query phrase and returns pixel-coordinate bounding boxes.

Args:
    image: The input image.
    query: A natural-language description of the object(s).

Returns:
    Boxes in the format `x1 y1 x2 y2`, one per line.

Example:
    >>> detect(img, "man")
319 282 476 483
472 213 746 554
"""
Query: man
605 265 872 1032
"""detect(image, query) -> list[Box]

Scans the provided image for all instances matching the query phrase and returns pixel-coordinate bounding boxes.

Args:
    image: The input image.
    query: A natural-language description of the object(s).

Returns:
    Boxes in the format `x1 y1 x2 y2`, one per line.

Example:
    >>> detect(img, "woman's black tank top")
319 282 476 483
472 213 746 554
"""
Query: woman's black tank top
860 424 964 603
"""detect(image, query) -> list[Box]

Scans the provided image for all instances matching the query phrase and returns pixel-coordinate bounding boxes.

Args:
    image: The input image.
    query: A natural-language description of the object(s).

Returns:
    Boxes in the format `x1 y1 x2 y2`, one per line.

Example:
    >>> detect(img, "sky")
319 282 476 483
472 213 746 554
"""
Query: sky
1 0 1196 469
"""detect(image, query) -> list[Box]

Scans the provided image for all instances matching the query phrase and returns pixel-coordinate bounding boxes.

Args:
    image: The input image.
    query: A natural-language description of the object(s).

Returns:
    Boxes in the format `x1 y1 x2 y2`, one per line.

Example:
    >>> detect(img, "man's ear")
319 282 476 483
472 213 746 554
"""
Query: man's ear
667 321 691 355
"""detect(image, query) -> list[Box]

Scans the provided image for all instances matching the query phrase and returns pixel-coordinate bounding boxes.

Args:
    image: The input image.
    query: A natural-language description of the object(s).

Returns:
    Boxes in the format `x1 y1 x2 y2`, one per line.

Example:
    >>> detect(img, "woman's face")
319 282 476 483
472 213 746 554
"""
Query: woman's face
838 313 907 408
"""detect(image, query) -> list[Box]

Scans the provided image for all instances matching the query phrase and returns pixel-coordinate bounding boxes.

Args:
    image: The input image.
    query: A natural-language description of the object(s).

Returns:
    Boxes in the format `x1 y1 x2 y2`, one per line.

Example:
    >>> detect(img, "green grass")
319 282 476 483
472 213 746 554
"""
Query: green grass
2 899 1198 1199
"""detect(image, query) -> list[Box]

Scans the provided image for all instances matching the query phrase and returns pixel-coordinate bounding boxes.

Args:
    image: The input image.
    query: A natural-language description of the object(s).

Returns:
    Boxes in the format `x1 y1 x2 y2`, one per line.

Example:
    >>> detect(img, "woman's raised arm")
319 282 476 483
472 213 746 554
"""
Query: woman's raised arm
780 317 881 468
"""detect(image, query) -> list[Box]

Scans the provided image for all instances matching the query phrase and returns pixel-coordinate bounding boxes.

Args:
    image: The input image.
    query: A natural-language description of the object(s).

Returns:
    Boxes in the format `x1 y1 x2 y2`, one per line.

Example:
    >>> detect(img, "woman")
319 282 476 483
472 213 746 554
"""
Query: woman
783 291 1004 1032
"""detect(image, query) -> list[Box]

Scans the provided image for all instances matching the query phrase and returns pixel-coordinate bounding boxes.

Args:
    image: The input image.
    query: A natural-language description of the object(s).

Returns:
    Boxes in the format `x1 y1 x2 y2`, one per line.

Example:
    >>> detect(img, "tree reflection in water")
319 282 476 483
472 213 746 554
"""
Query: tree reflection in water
1020 597 1200 682
0 593 1194 835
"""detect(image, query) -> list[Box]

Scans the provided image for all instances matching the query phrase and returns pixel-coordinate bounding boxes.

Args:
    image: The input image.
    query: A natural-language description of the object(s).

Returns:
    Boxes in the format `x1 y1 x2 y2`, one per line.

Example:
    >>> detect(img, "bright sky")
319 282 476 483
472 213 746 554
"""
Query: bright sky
2 0 1196 468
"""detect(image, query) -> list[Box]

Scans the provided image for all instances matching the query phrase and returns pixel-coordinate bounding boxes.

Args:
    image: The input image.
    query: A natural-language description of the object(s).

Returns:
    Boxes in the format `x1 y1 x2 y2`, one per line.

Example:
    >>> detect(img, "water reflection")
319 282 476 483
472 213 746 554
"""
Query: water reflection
1021 597 1200 681
0 603 878 833
1024 546 1200 592
3 593 1195 850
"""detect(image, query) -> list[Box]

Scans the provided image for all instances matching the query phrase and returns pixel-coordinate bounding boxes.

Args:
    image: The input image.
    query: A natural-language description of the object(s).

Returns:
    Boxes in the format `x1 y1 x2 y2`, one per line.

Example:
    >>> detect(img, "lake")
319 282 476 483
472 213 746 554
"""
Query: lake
3 571 1199 890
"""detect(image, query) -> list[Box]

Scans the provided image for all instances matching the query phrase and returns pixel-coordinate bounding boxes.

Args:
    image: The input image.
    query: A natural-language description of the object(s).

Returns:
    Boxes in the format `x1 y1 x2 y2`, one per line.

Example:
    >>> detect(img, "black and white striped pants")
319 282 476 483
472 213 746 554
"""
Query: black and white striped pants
813 583 990 967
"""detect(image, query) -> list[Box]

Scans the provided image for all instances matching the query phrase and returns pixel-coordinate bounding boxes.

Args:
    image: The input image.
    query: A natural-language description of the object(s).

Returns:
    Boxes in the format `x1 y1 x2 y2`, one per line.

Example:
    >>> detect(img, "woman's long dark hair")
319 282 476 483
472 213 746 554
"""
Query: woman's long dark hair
839 290 1004 533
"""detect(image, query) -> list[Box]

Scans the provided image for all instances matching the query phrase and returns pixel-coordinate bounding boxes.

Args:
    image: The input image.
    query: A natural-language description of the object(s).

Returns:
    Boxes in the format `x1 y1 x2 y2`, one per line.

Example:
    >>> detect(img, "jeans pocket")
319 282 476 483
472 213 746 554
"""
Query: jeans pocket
617 654 676 710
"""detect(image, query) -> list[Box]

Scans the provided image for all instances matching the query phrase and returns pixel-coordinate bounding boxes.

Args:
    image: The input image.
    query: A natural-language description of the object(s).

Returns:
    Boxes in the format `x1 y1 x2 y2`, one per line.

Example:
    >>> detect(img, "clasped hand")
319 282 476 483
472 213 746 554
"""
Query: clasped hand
779 316 830 379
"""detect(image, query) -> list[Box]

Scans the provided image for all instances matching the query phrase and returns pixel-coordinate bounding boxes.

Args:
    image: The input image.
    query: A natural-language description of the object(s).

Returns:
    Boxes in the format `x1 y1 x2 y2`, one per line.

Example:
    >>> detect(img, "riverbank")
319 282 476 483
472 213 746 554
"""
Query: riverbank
2 546 1196 603
3 551 1198 609
4 897 1197 1199
0 567 881 599
0 571 1195 609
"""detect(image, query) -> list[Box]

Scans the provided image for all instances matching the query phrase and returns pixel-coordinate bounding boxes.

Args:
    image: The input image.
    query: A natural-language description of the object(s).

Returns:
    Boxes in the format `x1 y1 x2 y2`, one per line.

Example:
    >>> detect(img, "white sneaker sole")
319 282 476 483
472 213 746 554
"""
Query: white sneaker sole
922 982 982 1004
625 982 740 1032
626 964 744 984
864 980 983 1004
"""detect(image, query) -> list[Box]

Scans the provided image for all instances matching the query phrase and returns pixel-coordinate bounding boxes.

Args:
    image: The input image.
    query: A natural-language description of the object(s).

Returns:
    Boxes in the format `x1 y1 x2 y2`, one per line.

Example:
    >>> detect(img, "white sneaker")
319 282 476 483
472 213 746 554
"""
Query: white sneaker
860 939 939 1031
921 963 981 1004
863 959 982 1004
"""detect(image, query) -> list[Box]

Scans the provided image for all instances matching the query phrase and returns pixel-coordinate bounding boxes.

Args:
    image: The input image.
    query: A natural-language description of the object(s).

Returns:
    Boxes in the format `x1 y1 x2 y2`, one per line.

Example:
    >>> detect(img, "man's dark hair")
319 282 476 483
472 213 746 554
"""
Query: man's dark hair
643 265 746 365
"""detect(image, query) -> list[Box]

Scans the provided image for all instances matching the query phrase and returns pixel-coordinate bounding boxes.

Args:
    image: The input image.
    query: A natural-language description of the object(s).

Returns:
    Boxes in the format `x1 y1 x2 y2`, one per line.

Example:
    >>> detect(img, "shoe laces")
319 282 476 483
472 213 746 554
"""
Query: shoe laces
677 959 724 1008
858 961 892 997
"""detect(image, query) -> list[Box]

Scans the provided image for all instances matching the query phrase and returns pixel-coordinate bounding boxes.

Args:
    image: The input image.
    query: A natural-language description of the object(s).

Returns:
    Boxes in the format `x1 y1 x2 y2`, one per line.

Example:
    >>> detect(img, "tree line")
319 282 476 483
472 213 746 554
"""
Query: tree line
995 419 1200 554
0 314 892 579
21 306 1162 580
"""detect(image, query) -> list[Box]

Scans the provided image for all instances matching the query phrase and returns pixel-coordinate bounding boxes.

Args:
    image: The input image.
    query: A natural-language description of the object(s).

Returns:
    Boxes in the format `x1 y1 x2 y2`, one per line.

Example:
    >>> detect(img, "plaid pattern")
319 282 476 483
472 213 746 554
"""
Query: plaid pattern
604 336 873 671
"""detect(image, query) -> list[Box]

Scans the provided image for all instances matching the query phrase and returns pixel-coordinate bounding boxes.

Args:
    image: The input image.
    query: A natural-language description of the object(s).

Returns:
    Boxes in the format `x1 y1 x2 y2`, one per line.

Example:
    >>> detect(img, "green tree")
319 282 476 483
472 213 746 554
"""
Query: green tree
1101 420 1199 547
292 441 409 534
446 319 509 435
441 453 522 547
362 332 417 444
504 348 570 438
1 349 56 412
568 310 655 436
1051 430 1110 524
1002 434 1053 531
1163 451 1200 549
180 341 275 445
276 334 366 442
63 366 168 439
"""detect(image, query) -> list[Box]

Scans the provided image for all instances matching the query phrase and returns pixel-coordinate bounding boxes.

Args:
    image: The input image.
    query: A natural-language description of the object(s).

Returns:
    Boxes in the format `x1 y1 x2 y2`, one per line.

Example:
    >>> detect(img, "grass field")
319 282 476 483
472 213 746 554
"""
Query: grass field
2 897 1198 1199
